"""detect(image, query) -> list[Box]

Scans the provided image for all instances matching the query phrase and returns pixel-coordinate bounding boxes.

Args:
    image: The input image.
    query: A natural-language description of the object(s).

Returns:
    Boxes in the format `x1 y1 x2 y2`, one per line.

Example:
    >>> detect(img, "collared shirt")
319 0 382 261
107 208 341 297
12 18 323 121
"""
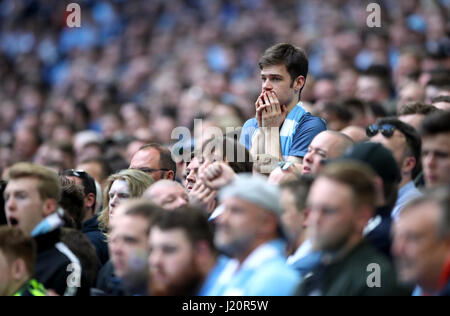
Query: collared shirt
205 239 300 296
239 102 326 160
287 239 322 280
287 239 313 265
392 181 423 220
197 255 229 296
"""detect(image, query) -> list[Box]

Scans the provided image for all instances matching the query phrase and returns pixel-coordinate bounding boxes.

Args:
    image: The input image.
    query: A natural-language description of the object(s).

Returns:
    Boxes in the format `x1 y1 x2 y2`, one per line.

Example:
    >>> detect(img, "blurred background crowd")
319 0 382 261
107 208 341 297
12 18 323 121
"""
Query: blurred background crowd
0 0 448 174
0 0 449 297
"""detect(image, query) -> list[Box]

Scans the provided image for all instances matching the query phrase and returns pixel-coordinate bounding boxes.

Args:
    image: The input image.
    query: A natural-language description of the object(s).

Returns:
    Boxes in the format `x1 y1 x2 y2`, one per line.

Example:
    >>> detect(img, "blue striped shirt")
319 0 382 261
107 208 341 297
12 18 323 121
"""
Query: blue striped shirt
239 102 327 160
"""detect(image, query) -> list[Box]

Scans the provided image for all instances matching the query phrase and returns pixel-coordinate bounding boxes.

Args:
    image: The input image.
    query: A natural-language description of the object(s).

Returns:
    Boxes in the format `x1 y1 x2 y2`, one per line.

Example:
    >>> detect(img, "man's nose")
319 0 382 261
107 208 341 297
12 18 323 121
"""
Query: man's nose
305 152 313 164
187 170 196 182
263 80 273 91
423 153 436 168
149 250 163 267
5 196 15 212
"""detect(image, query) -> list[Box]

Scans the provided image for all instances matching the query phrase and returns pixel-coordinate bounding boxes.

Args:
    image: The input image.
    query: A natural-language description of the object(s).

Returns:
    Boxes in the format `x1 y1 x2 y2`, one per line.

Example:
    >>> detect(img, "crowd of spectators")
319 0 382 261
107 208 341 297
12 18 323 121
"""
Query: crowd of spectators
0 0 449 297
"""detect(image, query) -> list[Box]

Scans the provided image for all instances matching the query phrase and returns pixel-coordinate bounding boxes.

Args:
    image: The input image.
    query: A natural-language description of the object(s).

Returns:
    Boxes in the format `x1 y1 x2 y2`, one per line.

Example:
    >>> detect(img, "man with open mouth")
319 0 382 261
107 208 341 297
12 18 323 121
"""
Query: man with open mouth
4 162 83 296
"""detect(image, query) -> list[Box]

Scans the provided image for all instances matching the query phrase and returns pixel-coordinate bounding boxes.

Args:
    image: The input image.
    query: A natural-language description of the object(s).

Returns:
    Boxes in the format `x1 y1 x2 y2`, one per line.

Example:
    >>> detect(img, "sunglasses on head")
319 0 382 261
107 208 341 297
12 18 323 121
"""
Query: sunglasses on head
62 169 88 178
366 124 396 138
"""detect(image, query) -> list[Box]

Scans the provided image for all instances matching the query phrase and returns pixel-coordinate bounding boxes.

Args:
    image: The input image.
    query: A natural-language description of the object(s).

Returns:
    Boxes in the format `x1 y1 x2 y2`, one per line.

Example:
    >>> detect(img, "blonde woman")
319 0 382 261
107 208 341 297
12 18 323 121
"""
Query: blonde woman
98 169 154 231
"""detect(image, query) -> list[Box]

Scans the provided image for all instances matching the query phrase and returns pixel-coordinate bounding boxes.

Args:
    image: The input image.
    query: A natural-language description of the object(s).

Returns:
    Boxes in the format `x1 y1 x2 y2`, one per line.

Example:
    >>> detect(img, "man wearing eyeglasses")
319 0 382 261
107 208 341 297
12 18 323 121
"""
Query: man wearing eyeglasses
367 118 423 219
301 131 354 175
129 143 176 182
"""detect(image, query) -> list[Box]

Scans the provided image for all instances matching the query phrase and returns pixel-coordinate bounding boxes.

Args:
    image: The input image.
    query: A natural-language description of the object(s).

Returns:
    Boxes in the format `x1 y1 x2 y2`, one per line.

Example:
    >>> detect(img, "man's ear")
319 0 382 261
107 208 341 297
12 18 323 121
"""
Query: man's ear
12 258 28 281
85 193 96 209
260 212 279 238
293 75 305 92
301 208 311 229
43 199 57 217
165 170 175 181
401 156 416 175
194 240 211 266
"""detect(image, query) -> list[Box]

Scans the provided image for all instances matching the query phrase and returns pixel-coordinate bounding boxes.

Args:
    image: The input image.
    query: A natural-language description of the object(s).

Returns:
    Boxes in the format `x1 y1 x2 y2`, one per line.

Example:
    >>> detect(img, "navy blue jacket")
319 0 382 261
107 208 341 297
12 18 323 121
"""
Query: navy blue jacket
82 214 109 267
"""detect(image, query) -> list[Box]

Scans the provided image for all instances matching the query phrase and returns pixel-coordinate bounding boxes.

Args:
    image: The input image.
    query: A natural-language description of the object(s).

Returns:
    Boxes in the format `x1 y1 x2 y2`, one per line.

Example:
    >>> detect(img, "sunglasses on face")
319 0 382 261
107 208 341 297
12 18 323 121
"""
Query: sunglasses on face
366 124 396 138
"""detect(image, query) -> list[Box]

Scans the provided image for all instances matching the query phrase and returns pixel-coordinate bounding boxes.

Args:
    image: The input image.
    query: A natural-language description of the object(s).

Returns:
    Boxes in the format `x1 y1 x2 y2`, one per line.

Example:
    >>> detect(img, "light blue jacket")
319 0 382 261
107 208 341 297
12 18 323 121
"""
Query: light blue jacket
205 239 300 296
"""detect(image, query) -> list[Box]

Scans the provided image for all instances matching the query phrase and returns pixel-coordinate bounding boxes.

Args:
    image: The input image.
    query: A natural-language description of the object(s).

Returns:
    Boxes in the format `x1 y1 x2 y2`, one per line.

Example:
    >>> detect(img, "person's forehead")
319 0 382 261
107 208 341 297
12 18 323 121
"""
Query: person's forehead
311 132 340 150
130 148 161 167
399 114 423 126
260 64 289 76
150 227 191 246
186 157 200 169
309 177 353 203
358 76 381 87
397 201 440 232
152 183 185 195
77 162 101 173
6 177 40 191
110 179 129 192
224 197 266 215
112 214 148 234
423 133 450 148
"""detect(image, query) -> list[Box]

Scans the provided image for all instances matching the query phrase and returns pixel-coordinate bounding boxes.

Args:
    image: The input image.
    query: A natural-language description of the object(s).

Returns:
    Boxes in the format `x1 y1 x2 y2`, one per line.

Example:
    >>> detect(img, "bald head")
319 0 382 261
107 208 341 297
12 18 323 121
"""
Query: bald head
302 131 354 175
340 126 369 143
143 180 189 210
129 144 176 181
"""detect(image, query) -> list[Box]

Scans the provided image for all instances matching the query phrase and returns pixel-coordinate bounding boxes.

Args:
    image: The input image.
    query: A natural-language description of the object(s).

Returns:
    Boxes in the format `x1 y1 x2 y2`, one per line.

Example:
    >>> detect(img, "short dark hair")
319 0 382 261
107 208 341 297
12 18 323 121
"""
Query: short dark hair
259 43 308 99
202 137 253 174
280 175 315 213
138 143 177 177
152 207 216 253
360 65 391 92
376 117 422 179
0 226 36 276
420 111 450 136
368 101 387 118
321 102 353 123
342 98 367 114
398 102 439 116
59 176 85 230
61 169 97 211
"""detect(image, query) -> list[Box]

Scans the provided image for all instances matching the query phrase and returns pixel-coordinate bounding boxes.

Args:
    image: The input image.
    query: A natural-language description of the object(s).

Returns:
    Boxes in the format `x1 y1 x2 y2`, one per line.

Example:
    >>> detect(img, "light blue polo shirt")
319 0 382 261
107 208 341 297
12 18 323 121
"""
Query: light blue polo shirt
239 102 327 160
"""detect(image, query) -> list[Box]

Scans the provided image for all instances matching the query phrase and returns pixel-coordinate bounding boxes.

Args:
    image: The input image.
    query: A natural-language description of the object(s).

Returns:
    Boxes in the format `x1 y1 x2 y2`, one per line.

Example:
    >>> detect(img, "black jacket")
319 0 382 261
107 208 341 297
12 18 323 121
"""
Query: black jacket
34 228 82 296
296 241 409 296
93 261 126 296
82 214 109 267
93 260 148 296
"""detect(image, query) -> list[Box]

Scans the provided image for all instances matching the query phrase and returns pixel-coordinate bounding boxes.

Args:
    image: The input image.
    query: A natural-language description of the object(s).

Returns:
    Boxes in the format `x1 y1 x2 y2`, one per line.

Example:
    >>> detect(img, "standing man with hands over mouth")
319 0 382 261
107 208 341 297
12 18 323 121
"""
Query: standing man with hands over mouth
240 43 326 165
